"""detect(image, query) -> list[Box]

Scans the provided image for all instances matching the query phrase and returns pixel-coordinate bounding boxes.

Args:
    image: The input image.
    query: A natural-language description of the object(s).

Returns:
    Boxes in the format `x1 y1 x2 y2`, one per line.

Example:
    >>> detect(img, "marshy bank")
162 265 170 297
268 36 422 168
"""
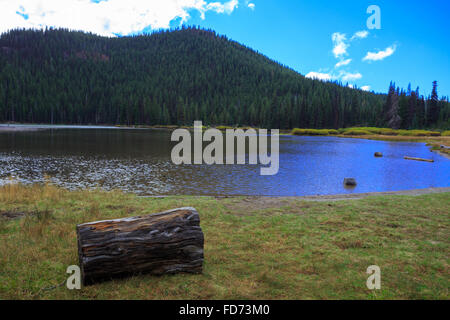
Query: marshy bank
290 127 450 157
0 183 448 299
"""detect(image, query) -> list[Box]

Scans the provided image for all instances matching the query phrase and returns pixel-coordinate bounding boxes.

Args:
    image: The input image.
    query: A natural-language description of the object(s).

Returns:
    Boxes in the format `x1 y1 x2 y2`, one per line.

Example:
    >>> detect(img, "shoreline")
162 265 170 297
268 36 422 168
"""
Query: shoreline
0 125 45 132
138 187 450 201
269 186 450 201
1 123 449 157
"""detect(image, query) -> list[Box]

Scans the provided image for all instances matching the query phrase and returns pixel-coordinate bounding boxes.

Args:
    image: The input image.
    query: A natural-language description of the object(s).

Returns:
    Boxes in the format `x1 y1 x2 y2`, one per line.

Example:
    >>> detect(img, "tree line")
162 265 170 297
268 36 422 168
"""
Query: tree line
384 80 448 129
0 27 448 129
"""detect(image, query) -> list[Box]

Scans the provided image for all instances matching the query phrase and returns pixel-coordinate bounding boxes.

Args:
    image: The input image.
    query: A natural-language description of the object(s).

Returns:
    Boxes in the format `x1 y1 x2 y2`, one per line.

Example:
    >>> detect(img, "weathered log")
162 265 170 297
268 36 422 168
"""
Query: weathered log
404 156 434 162
76 207 204 285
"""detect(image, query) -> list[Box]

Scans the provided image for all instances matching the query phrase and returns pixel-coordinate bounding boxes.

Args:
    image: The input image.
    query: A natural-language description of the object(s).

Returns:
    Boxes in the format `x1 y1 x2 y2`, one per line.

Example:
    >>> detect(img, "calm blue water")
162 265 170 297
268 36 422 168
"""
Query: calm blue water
0 127 449 196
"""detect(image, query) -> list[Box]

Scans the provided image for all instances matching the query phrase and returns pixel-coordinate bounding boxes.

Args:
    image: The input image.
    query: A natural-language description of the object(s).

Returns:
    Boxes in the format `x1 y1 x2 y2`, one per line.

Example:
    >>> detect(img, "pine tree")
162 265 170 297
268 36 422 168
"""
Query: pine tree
384 83 401 129
427 81 439 125
0 28 448 129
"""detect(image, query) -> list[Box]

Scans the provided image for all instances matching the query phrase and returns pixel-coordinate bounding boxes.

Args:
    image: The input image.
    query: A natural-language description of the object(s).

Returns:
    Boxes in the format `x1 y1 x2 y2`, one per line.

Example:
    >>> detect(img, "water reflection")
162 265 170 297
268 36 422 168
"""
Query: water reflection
0 128 449 196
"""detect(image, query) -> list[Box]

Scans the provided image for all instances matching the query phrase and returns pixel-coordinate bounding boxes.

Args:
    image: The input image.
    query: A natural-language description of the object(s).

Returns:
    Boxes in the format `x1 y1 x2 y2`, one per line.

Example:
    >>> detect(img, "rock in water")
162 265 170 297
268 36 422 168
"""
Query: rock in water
374 152 383 157
76 207 204 285
344 178 357 186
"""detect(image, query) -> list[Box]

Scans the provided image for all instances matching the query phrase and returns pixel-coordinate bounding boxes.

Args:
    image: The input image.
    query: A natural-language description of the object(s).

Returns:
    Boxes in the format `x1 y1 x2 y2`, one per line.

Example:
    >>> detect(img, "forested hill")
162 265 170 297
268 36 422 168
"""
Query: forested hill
0 27 447 129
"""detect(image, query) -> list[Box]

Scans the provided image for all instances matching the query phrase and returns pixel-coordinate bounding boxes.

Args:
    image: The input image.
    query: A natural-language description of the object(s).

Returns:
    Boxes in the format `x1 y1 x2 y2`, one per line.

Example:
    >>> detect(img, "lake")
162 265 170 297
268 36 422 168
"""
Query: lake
0 126 449 196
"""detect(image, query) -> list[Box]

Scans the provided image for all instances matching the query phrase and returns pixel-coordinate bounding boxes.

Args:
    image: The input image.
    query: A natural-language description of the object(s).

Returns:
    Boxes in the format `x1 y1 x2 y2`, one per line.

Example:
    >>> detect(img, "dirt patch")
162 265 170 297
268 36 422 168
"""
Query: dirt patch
219 196 315 216
218 187 450 214
222 197 293 213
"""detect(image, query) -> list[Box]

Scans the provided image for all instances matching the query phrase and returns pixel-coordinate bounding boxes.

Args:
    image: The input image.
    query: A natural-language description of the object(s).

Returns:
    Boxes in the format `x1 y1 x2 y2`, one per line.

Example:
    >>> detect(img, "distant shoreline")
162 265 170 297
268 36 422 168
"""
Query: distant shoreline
0 124 148 132
1 123 449 158
0 125 45 132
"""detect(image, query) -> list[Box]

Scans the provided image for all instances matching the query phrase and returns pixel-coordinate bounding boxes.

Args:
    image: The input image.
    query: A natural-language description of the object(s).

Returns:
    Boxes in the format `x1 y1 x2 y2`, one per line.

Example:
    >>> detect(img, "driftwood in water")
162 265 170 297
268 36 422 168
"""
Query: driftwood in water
404 156 434 163
76 207 204 285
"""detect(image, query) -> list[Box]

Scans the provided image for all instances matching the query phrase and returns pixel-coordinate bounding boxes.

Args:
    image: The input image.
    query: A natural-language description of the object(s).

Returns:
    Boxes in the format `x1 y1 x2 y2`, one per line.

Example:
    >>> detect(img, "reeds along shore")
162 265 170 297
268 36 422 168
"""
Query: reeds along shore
290 127 450 156
291 127 449 137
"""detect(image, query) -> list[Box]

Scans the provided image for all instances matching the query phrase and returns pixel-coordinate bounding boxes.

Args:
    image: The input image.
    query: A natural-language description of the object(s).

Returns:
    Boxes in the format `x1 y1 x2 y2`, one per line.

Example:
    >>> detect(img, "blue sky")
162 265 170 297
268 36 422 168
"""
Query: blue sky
1 0 449 96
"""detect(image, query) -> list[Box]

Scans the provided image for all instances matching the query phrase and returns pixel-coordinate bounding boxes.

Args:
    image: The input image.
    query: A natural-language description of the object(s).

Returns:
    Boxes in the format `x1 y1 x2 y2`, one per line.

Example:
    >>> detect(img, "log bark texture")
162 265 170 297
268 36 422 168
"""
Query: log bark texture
76 207 204 285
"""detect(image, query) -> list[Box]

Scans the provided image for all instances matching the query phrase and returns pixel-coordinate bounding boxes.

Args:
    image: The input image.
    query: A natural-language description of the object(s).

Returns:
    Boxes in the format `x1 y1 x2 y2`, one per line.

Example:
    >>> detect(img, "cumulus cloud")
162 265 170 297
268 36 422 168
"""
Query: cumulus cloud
305 72 332 81
363 45 396 62
0 0 240 37
335 58 351 68
311 29 374 88
305 70 363 83
341 72 362 81
331 32 348 59
351 30 369 40
207 0 239 14
244 1 255 10
332 30 370 68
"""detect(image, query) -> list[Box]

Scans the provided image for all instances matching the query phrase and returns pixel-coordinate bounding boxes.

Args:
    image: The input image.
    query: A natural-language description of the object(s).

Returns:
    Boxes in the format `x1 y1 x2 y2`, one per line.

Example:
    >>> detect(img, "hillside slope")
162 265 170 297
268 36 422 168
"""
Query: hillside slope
0 27 385 128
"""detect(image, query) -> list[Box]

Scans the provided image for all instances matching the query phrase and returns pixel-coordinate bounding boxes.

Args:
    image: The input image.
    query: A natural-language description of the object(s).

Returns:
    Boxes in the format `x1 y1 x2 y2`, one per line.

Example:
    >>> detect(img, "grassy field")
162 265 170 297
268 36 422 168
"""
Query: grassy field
0 183 448 300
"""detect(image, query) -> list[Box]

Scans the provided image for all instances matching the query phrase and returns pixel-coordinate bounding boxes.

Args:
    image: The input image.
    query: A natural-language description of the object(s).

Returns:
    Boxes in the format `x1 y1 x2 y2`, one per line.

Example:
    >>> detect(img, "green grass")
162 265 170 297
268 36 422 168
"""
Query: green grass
291 128 338 136
396 130 441 137
342 129 371 135
0 183 449 300
339 127 441 136
290 127 443 137
338 127 396 135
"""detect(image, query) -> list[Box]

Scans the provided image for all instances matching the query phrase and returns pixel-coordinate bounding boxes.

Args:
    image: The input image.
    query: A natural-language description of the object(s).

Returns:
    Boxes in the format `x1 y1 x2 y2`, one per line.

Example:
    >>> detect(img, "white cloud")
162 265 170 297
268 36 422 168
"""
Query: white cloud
331 32 348 59
306 70 363 83
332 30 369 58
312 29 373 88
331 30 369 67
341 72 362 81
247 3 255 10
0 0 240 37
305 72 332 81
335 58 351 68
363 45 396 62
351 30 369 40
207 0 238 14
